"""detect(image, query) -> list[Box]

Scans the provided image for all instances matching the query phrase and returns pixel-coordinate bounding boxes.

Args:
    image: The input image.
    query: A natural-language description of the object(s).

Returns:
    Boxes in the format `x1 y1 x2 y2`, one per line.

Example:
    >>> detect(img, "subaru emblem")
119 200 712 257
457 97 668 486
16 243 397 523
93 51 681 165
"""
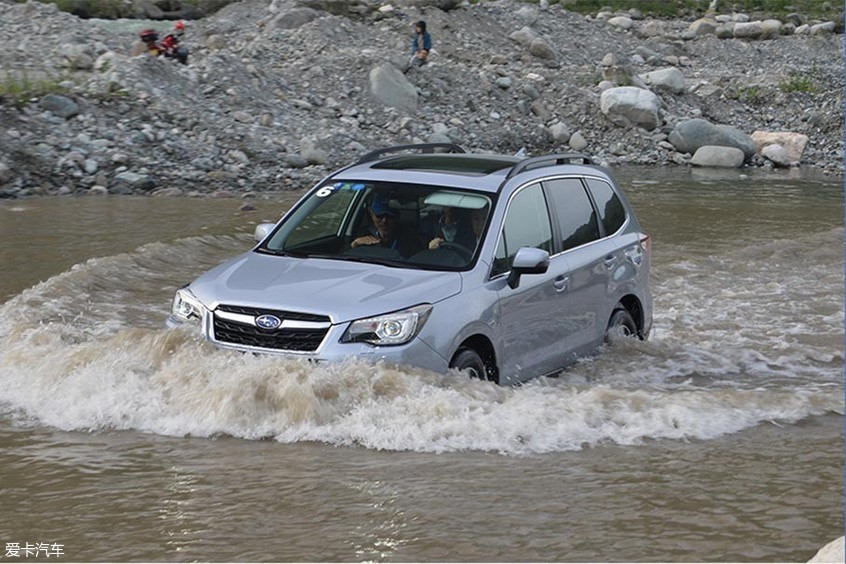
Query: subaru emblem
255 314 282 330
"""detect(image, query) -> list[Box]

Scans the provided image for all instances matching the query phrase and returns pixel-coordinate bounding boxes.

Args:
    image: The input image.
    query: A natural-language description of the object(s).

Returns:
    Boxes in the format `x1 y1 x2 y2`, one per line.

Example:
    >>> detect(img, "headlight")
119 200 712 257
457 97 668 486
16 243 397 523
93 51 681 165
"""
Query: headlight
171 288 205 323
342 304 432 346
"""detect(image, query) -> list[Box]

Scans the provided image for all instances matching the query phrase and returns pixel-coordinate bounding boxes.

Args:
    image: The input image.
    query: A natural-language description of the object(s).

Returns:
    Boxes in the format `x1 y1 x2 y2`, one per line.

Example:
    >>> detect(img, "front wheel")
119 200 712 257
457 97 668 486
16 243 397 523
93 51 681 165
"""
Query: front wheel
606 308 637 343
450 348 486 380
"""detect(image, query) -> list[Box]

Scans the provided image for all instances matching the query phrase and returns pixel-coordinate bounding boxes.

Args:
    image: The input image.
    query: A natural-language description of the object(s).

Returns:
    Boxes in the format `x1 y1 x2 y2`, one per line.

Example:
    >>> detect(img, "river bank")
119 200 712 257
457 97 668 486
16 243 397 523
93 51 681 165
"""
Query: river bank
0 0 843 198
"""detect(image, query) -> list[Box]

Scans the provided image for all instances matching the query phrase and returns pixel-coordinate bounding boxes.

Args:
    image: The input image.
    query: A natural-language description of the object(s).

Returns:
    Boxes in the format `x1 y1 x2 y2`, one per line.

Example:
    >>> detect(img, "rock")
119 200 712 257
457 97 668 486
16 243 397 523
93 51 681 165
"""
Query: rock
529 37 556 60
272 7 321 30
688 18 718 36
569 132 587 151
734 21 763 39
509 26 539 47
690 146 745 168
549 122 571 143
61 43 95 70
39 94 79 119
600 87 661 130
114 171 155 192
638 67 685 94
496 77 513 89
669 119 756 160
0 162 12 184
300 139 328 165
607 16 634 31
811 22 836 35
808 536 845 563
369 64 417 113
760 19 783 39
751 131 809 162
761 143 792 167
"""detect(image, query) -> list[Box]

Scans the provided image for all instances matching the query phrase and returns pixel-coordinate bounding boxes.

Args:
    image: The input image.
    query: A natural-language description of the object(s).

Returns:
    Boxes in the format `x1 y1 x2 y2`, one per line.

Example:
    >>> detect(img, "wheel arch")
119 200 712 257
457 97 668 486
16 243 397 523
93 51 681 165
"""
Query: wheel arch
451 334 499 383
615 294 645 338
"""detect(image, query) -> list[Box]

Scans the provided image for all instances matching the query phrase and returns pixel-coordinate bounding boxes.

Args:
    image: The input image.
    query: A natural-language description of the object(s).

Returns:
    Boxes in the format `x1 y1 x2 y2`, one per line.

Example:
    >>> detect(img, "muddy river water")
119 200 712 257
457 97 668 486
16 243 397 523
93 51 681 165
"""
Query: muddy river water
0 167 842 561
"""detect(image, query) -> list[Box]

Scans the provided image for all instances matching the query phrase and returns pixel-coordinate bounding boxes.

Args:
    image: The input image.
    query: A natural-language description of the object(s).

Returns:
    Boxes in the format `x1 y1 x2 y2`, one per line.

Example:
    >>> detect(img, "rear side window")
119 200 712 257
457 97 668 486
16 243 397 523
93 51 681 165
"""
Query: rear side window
544 178 600 252
492 183 552 276
586 178 627 235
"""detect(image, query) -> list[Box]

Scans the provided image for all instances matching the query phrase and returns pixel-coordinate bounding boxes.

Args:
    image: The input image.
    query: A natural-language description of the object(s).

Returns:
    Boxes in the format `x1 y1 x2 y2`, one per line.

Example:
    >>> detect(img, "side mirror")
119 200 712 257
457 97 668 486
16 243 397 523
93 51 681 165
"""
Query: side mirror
254 223 275 243
507 247 550 289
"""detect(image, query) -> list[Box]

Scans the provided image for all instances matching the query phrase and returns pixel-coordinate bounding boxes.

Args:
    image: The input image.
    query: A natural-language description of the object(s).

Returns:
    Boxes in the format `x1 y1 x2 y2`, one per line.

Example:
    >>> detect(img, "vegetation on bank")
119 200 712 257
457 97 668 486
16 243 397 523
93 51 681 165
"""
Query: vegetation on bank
0 72 66 109
14 0 845 20
559 0 842 20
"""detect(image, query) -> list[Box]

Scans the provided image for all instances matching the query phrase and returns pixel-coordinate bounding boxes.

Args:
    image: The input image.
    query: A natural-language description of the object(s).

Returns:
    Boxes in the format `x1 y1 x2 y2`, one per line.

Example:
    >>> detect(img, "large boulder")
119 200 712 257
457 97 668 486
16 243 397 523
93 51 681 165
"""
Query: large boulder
599 87 661 130
669 118 755 160
369 64 417 113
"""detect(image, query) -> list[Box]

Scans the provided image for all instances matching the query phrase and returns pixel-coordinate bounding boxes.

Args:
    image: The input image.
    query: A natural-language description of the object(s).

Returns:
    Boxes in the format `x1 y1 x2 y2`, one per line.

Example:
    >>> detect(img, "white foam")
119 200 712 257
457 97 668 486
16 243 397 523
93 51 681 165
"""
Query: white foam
0 230 842 454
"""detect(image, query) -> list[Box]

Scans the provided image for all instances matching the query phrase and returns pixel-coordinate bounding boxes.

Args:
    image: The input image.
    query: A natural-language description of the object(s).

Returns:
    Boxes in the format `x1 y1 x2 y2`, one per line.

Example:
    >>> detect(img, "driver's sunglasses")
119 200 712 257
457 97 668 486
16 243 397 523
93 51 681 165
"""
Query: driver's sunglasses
374 213 397 220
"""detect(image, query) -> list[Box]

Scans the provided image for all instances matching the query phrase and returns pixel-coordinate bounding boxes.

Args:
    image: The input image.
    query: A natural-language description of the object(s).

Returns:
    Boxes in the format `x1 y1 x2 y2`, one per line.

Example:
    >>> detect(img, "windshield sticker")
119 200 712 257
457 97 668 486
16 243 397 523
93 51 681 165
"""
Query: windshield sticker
352 183 366 191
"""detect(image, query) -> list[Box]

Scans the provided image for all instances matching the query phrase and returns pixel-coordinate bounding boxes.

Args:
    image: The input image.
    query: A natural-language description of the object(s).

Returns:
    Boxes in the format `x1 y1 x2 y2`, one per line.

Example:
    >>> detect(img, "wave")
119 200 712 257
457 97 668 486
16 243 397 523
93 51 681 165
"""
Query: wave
0 230 842 454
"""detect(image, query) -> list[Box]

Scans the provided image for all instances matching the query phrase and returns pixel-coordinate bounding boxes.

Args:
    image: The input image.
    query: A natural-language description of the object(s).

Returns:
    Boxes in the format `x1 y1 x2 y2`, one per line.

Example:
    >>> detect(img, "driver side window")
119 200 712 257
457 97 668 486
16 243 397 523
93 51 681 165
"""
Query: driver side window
491 183 552 277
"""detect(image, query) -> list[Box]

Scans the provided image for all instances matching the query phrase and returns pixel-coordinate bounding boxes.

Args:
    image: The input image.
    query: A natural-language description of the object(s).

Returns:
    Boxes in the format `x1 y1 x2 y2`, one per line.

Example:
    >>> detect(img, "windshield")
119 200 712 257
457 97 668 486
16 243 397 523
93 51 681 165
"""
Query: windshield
261 181 493 270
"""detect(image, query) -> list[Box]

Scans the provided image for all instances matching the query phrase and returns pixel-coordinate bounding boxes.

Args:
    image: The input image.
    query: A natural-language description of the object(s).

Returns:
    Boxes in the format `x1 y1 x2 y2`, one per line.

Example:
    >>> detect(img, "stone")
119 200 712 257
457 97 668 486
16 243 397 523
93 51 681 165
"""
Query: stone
688 18 718 36
751 131 809 162
638 67 685 94
496 77 513 89
569 132 588 151
272 8 321 30
369 64 417 113
549 122 571 143
509 26 539 46
114 171 155 191
529 38 556 60
733 22 763 39
600 87 661 130
669 118 756 160
39 94 79 119
690 146 745 168
761 144 792 167
607 16 634 31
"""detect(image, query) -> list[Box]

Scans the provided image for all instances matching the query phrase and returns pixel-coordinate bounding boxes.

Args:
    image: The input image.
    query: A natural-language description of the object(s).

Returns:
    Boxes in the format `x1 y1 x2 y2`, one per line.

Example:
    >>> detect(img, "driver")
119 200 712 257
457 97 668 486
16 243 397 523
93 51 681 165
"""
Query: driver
351 195 424 257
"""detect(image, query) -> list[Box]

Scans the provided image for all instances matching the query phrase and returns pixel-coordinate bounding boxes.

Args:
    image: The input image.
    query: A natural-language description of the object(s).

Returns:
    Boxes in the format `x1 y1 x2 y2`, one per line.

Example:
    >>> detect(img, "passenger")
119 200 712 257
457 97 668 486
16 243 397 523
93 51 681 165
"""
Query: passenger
428 206 477 251
351 195 424 257
470 205 489 245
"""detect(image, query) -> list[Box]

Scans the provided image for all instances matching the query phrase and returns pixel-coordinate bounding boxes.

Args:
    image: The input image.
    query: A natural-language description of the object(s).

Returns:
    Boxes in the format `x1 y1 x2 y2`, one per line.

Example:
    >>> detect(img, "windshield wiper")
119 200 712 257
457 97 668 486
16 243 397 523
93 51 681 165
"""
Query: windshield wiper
256 247 308 258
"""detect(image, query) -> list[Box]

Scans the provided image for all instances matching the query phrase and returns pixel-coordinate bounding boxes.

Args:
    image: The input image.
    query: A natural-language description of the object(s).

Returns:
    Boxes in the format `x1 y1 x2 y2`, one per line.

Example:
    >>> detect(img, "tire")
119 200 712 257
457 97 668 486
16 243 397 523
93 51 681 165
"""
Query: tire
450 348 487 380
606 308 637 343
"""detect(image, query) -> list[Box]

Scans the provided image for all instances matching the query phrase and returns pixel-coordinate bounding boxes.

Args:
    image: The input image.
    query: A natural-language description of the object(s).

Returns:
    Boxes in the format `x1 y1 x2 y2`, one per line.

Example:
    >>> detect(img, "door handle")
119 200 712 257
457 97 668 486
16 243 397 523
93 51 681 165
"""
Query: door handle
553 276 569 292
604 255 617 269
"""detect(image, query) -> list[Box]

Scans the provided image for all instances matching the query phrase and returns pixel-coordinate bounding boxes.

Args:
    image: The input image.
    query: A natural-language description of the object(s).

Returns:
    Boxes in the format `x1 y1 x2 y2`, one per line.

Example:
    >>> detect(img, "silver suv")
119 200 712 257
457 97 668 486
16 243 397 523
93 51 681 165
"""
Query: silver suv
168 144 652 385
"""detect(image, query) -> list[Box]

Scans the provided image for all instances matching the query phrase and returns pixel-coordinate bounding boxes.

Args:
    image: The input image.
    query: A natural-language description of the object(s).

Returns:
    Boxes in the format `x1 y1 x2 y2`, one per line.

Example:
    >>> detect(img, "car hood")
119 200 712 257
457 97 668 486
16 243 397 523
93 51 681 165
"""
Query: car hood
189 251 462 323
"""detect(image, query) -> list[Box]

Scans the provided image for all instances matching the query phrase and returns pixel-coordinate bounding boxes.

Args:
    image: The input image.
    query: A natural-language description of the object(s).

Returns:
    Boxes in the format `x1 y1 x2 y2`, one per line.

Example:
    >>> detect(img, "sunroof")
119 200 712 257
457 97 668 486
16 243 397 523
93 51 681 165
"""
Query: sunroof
372 155 517 175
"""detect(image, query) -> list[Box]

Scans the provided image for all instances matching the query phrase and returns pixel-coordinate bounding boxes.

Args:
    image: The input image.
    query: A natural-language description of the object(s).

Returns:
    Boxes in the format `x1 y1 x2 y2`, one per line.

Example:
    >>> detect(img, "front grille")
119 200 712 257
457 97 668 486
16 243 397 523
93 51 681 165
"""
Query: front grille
212 305 330 352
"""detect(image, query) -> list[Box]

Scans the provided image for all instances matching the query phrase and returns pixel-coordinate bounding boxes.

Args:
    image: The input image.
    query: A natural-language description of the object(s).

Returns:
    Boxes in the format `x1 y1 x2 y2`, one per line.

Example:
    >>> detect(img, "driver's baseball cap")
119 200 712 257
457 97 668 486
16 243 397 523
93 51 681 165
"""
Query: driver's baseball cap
370 195 399 217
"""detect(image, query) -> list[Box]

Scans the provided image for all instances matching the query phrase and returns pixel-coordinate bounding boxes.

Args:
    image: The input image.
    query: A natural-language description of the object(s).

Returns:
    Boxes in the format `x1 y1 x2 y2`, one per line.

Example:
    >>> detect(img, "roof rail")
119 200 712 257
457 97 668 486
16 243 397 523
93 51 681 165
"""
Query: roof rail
505 152 594 179
357 143 466 164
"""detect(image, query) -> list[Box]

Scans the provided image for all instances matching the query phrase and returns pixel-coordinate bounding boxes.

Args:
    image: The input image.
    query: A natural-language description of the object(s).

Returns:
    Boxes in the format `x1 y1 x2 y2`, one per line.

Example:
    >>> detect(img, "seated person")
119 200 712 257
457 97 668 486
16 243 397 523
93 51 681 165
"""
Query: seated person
428 206 477 252
351 195 424 258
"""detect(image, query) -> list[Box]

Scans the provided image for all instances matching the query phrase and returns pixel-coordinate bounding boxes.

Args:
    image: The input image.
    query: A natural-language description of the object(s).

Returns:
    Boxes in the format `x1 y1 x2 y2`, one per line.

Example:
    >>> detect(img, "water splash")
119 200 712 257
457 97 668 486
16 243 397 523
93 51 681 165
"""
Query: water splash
0 231 842 454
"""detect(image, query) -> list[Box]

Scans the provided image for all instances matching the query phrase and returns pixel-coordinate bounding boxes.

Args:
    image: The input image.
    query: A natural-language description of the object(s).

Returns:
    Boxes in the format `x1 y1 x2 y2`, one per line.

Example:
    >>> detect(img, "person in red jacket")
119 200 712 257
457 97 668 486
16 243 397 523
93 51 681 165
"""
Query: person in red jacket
160 21 189 64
